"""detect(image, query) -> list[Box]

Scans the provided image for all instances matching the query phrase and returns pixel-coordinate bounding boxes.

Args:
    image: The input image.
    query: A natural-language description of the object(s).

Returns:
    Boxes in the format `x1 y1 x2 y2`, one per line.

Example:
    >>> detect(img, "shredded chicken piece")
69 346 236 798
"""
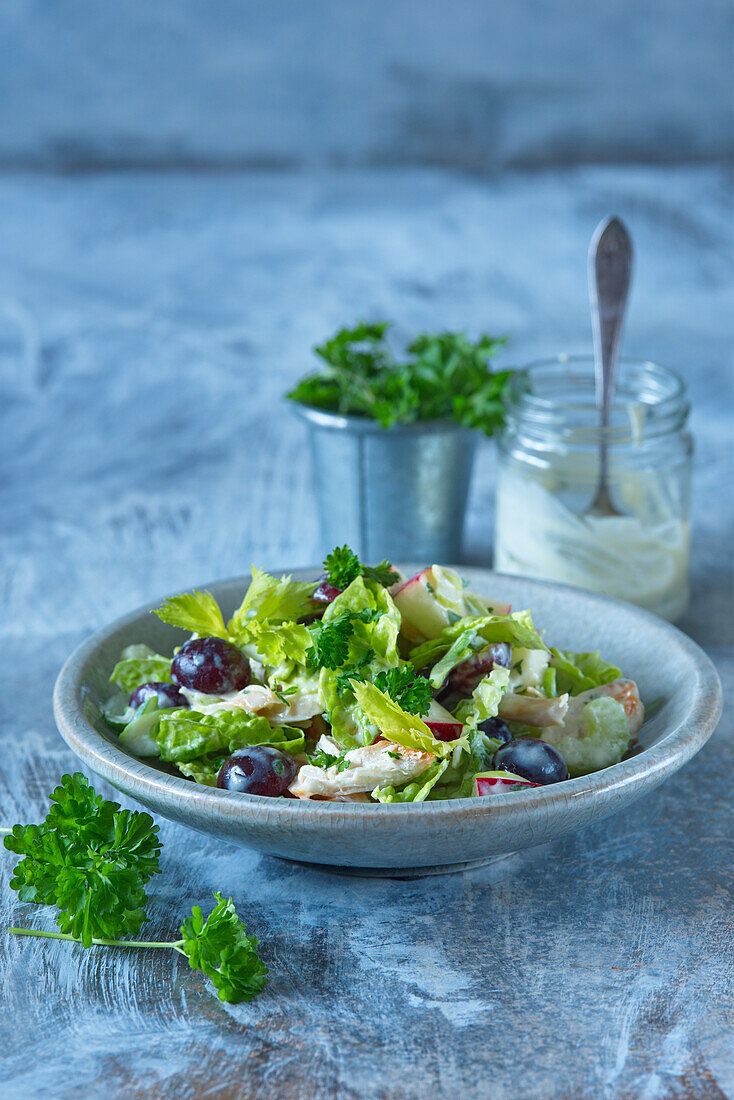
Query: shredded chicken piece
289 739 434 800
192 684 322 724
561 679 644 738
498 692 569 727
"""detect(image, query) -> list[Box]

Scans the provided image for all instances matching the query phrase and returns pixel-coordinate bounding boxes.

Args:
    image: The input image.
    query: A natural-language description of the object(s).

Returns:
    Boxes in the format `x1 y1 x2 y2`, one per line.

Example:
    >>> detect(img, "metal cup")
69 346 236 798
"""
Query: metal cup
293 405 477 562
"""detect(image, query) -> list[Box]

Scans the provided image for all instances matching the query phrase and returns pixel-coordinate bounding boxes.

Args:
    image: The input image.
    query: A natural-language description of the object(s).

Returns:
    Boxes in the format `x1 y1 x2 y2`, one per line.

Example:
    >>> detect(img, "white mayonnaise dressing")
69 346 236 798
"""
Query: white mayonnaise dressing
494 456 690 621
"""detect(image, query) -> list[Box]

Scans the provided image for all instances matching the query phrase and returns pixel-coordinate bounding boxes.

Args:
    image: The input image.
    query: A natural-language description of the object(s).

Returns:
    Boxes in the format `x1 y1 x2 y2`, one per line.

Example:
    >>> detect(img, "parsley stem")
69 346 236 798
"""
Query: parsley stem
8 927 185 950
0 828 12 835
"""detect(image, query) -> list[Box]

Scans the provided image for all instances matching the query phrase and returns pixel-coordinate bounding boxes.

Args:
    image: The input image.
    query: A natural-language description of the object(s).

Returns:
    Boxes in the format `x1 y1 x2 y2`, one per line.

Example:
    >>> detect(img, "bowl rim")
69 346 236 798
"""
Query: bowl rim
53 568 723 825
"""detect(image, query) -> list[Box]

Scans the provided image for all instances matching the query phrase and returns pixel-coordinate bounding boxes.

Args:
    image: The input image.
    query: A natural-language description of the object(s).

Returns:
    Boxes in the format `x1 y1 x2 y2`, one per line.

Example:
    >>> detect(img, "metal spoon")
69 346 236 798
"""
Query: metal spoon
586 215 633 517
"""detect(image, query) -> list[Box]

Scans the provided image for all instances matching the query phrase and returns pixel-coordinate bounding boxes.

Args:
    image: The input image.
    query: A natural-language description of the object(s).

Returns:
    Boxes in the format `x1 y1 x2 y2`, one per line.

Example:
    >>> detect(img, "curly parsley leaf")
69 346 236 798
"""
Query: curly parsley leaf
179 891 268 1004
5 781 267 1006
323 545 399 590
306 748 351 773
307 602 386 672
362 560 400 587
373 666 433 716
323 545 362 589
332 651 373 699
307 747 340 769
307 612 355 669
4 773 161 947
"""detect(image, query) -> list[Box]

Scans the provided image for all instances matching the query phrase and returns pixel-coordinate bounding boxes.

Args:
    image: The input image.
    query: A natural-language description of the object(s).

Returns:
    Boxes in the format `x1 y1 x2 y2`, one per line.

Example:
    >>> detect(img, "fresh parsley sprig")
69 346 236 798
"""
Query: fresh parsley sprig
287 323 511 436
323 545 399 591
4 775 268 1004
373 666 433 716
9 891 268 1005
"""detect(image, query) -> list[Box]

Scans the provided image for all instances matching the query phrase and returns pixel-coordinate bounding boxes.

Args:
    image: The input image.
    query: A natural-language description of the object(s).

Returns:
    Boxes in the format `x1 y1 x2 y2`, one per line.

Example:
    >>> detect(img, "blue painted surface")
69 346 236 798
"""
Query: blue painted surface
0 1 732 169
0 166 732 1097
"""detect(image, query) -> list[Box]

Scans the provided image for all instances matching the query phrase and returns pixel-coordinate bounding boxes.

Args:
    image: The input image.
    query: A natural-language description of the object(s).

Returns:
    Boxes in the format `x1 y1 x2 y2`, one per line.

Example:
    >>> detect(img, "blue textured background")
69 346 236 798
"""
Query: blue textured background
2 5 734 1098
1 0 733 170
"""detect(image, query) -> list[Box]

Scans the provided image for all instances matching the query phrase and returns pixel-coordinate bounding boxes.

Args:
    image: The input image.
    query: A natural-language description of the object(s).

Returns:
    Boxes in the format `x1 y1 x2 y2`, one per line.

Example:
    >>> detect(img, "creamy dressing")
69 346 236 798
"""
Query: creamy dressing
494 459 690 621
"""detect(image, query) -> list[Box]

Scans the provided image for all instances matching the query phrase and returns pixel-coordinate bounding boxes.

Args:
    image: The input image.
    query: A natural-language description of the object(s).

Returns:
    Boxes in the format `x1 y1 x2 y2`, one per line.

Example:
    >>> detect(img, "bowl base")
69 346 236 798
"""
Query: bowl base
278 853 514 878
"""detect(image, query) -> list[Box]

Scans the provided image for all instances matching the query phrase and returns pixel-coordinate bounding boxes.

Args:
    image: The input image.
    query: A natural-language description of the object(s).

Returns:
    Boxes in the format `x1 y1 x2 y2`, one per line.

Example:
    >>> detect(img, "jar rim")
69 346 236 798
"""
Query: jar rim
505 354 689 444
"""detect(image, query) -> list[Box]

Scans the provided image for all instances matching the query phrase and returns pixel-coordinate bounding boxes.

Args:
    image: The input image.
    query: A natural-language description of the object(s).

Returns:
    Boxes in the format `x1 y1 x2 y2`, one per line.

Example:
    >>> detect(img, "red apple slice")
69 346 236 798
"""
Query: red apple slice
423 699 463 742
395 567 513 642
474 770 540 796
393 567 450 642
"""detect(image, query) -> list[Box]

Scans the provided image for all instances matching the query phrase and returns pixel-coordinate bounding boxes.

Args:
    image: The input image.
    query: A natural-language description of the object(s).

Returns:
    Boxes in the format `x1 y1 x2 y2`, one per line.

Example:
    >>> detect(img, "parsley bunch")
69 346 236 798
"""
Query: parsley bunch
4 775 268 1004
323 545 399 590
287 322 511 435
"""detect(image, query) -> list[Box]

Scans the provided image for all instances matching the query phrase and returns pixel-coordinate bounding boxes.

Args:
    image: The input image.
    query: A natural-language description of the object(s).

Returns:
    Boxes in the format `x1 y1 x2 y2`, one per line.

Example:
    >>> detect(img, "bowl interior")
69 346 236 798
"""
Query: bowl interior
76 567 711 771
55 567 722 870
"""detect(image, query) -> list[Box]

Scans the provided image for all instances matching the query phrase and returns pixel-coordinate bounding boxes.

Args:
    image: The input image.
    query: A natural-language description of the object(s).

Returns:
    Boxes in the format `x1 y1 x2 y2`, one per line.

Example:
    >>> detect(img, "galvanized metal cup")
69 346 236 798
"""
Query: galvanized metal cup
293 405 477 562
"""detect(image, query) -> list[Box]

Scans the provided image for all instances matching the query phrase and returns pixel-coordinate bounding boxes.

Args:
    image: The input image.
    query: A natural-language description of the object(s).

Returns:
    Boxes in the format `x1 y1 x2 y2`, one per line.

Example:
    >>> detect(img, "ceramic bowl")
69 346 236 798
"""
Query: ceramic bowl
53 568 722 875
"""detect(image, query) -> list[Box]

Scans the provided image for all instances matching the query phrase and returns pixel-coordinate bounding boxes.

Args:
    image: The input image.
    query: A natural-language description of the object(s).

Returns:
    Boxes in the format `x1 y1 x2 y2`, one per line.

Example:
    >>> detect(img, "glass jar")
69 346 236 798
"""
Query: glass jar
494 355 693 621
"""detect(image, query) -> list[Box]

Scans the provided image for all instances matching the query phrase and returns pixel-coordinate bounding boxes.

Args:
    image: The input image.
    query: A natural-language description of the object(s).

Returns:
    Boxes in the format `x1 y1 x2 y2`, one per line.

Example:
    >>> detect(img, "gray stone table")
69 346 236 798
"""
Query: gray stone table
1 167 732 1099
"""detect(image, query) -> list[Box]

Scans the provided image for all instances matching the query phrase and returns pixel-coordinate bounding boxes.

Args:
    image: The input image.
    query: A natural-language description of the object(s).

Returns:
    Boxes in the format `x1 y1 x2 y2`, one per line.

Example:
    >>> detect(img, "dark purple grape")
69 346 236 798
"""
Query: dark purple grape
171 637 251 694
446 643 512 697
492 738 568 785
129 681 190 710
477 716 512 744
312 576 342 605
217 746 299 796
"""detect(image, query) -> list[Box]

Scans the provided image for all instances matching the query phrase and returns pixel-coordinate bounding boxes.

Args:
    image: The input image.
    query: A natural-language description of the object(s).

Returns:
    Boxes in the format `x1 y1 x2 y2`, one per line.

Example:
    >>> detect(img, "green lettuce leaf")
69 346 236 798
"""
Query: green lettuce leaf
119 698 166 756
372 759 449 803
243 621 313 667
549 649 622 696
410 610 546 684
318 577 402 749
425 767 477 800
350 680 456 758
319 670 378 750
228 568 316 637
177 753 228 787
541 695 630 777
421 723 505 801
454 667 510 729
103 691 137 730
109 644 173 694
157 709 305 764
322 576 401 664
154 591 228 638
424 565 504 622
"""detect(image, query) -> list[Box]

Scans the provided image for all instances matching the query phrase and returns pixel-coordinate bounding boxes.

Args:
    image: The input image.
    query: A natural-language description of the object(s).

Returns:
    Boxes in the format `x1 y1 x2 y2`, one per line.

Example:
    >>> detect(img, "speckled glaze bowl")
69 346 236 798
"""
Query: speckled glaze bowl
54 568 722 875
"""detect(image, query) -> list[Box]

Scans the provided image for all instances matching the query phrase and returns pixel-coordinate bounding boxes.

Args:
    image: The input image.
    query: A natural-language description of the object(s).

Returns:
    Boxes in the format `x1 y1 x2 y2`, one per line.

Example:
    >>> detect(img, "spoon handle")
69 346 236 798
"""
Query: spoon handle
588 216 633 435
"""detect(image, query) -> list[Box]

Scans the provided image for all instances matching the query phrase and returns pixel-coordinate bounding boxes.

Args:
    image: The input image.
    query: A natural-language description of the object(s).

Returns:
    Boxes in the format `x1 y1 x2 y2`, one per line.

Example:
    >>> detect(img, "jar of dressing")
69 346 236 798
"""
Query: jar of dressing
494 356 693 621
